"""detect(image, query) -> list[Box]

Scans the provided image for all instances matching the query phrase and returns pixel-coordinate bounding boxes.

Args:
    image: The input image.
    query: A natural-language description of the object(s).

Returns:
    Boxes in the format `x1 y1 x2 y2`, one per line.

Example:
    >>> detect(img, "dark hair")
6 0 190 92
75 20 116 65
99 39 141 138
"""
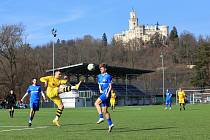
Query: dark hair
32 78 37 80
99 63 107 68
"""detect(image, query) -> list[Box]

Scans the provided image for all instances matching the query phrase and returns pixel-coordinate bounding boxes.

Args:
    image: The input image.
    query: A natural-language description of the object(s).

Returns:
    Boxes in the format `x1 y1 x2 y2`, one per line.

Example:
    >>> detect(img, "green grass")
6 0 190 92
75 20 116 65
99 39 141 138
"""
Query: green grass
0 104 210 140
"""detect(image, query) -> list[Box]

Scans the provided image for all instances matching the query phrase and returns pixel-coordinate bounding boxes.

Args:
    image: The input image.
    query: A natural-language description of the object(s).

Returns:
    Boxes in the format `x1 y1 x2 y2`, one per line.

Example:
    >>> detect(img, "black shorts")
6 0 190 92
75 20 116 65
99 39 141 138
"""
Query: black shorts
7 103 15 109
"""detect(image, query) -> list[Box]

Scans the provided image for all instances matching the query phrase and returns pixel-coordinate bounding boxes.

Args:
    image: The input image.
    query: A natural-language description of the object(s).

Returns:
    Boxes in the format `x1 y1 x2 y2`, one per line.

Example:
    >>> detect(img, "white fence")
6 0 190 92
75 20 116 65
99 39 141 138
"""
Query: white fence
176 89 210 104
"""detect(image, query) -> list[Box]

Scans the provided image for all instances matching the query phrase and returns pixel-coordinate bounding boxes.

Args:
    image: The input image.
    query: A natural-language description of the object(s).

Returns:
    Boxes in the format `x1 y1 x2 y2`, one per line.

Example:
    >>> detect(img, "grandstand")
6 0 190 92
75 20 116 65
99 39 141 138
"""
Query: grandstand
72 82 145 97
45 63 154 107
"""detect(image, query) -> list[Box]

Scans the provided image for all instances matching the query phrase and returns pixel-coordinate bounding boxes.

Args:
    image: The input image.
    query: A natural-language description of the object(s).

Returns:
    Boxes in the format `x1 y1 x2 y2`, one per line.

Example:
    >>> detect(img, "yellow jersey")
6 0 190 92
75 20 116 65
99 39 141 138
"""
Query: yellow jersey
111 91 116 99
178 90 185 103
40 76 67 88
40 76 67 98
110 91 116 107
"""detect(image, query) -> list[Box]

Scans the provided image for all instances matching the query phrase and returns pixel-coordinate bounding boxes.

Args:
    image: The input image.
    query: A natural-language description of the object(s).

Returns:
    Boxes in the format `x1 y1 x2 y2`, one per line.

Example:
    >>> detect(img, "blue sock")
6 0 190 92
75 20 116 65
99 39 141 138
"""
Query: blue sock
107 118 112 126
99 113 103 119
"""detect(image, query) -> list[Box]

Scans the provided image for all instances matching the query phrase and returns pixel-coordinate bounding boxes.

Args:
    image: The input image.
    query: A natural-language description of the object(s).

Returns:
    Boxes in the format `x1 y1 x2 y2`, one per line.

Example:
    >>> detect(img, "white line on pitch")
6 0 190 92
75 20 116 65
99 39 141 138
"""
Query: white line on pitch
0 126 28 128
0 126 48 133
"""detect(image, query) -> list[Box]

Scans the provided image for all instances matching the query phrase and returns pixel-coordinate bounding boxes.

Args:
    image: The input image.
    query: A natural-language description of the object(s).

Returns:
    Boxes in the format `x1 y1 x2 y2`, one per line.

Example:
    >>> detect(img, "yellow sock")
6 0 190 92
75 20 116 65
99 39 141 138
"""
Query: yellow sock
56 108 63 118
61 86 71 92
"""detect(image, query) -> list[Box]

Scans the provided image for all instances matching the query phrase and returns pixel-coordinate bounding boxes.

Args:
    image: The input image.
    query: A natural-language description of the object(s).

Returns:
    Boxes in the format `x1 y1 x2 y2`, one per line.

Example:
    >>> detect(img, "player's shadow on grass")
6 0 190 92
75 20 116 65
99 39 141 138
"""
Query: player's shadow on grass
118 126 176 132
189 108 200 111
45 122 92 127
61 122 93 126
90 126 176 132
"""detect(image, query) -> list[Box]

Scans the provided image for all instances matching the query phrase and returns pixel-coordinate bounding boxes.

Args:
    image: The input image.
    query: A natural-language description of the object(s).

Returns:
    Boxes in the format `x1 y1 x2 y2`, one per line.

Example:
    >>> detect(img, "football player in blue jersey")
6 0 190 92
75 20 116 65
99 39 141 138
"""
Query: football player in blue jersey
21 78 46 127
165 89 172 110
94 63 114 132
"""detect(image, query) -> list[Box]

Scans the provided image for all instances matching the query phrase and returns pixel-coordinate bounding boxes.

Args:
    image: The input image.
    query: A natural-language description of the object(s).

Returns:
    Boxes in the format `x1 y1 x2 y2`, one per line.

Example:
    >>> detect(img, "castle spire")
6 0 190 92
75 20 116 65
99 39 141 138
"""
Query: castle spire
156 21 159 30
129 8 138 30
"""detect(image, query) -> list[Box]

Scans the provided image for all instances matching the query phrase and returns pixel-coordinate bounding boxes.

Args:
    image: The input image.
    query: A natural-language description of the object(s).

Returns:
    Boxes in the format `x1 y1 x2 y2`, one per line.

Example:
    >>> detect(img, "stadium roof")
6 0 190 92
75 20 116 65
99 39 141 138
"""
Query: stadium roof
46 63 154 78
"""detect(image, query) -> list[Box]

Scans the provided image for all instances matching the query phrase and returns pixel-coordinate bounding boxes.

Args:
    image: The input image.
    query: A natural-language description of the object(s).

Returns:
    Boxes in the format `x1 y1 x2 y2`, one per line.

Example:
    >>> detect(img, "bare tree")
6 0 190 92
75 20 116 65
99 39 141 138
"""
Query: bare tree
0 24 24 91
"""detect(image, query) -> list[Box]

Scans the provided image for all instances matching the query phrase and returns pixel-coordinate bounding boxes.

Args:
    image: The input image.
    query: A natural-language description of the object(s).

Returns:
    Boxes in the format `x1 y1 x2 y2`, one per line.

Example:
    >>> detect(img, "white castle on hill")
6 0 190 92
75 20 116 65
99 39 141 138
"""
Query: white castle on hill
114 9 169 43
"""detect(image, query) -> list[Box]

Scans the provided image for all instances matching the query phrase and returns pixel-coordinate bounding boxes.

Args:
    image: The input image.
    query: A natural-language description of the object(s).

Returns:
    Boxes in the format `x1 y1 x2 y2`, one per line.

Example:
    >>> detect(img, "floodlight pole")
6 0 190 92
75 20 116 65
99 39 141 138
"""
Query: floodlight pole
51 28 57 76
160 51 165 103
126 74 128 105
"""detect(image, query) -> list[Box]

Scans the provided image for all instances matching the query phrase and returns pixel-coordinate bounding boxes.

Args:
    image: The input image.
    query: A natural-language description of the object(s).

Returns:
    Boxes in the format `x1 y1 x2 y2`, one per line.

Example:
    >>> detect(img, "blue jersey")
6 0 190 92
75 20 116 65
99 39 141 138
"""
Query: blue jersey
97 73 112 94
166 90 172 101
26 85 42 103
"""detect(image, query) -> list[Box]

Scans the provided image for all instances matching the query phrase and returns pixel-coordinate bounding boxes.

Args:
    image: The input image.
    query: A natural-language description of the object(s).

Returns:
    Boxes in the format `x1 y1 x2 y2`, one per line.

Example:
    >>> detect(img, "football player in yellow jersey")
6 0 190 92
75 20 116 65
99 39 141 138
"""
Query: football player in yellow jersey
110 89 117 111
178 88 186 111
40 70 81 127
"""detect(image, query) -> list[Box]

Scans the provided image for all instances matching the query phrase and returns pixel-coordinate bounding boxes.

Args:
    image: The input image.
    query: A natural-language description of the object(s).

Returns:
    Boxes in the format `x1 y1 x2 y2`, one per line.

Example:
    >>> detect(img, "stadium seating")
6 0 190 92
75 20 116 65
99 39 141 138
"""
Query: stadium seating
69 82 145 97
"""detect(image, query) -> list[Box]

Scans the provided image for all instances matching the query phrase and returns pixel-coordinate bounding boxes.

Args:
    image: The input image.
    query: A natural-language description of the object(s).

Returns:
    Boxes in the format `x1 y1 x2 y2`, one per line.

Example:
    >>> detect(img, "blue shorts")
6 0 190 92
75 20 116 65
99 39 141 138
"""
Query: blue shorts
30 101 39 111
166 99 172 105
99 94 110 107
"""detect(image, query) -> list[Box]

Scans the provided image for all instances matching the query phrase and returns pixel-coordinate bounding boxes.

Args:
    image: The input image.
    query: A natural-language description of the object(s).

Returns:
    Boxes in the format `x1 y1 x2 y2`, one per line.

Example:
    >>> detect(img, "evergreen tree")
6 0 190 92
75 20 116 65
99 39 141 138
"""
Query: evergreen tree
169 26 178 41
191 43 210 88
102 33 107 46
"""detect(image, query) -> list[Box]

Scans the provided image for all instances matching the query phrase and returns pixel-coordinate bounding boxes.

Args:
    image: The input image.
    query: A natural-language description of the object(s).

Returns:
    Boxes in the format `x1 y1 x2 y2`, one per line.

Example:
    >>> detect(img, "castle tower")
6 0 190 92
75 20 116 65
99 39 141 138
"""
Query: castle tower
129 8 138 30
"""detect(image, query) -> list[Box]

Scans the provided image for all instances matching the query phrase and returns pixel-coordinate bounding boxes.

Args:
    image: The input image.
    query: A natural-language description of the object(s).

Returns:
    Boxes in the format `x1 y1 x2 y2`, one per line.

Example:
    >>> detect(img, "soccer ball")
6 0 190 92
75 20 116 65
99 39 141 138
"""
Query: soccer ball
87 63 95 71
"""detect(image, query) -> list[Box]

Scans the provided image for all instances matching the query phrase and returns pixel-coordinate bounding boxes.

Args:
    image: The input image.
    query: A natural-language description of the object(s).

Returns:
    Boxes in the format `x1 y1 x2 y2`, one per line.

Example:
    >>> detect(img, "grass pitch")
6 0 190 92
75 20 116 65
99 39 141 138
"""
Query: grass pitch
0 104 210 140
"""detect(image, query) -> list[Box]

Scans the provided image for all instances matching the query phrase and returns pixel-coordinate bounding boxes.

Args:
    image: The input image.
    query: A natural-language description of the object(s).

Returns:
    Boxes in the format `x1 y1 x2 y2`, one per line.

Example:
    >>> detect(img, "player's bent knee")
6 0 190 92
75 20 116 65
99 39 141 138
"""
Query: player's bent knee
94 102 99 107
102 108 108 114
59 104 64 109
105 112 110 118
102 110 106 114
95 99 101 106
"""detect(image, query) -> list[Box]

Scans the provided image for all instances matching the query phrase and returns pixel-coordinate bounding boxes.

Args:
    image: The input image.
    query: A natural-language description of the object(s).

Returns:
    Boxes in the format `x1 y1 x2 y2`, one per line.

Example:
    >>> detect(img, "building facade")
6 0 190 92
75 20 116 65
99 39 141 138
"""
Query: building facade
114 9 169 43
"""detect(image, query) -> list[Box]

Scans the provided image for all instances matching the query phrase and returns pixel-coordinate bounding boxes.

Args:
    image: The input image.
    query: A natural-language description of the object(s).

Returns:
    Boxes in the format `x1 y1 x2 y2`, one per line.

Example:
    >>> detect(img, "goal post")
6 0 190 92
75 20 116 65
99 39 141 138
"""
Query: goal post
176 89 210 105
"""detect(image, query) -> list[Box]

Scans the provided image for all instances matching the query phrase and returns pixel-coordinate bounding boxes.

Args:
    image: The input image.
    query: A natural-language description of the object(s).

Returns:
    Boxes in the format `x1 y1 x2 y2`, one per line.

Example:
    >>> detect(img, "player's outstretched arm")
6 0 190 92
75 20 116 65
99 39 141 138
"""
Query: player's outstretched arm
41 91 46 101
99 85 102 93
107 84 112 96
40 76 50 87
21 92 29 102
